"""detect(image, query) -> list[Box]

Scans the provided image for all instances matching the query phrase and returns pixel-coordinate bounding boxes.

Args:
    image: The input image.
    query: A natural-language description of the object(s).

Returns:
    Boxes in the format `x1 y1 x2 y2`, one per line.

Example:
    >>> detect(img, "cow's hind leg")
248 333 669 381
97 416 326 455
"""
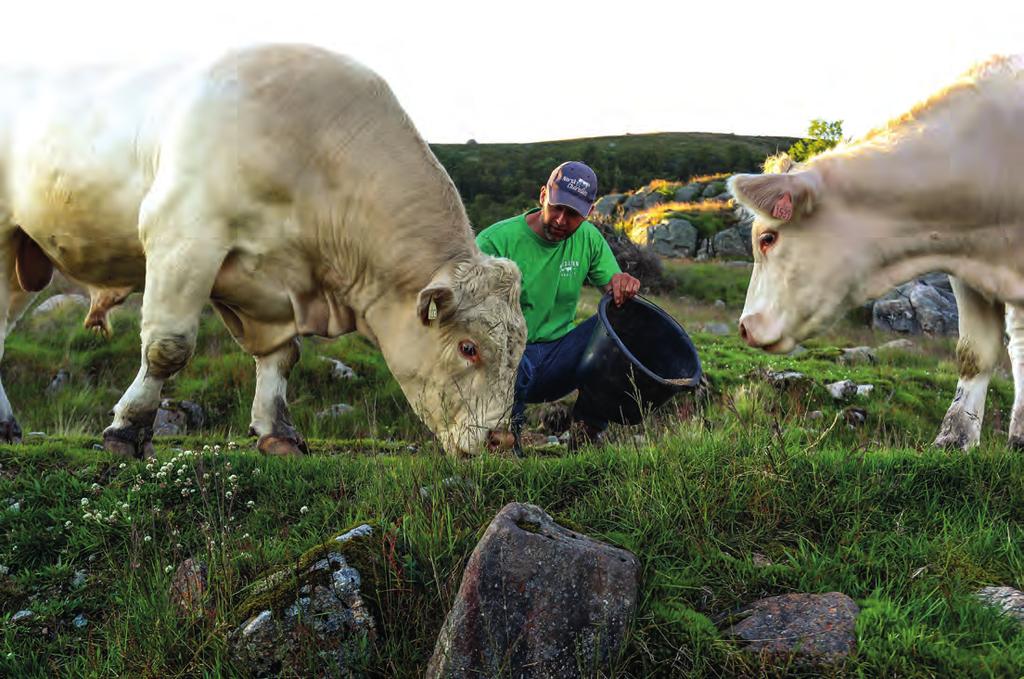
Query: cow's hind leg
248 337 307 456
934 278 1004 451
103 205 229 458
1004 304 1024 449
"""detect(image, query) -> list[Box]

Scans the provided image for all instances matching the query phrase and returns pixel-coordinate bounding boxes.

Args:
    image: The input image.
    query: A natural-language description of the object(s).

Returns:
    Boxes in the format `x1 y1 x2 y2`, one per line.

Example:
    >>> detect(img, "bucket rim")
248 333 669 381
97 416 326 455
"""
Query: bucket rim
597 293 702 389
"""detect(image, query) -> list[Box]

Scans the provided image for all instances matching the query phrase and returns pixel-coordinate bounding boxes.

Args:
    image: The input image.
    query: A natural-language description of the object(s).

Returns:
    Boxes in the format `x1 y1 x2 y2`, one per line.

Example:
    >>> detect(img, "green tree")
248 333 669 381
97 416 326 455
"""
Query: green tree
786 119 845 162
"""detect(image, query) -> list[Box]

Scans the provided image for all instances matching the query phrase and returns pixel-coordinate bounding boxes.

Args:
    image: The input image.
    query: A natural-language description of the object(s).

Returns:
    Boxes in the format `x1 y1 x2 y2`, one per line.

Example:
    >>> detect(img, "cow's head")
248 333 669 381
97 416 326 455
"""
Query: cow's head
381 256 526 455
730 158 876 352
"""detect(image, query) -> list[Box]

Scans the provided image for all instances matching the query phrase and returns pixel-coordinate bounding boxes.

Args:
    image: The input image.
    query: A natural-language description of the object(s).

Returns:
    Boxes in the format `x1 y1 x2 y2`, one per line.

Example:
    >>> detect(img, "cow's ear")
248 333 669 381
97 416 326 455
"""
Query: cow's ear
728 172 819 224
417 280 457 327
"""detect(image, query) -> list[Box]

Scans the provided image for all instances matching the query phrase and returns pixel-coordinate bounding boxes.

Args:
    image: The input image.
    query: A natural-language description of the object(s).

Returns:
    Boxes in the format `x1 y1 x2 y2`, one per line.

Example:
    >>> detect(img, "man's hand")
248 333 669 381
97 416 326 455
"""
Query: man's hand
605 273 641 306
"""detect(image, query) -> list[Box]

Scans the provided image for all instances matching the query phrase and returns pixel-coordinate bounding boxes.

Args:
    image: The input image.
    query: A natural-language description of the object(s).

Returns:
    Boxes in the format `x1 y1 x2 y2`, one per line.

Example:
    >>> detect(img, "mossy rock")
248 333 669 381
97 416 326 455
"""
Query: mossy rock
235 523 380 623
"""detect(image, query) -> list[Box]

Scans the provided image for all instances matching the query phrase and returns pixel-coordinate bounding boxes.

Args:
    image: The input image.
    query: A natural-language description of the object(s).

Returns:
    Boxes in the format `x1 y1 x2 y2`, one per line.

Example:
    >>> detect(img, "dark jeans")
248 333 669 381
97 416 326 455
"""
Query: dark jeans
512 315 607 433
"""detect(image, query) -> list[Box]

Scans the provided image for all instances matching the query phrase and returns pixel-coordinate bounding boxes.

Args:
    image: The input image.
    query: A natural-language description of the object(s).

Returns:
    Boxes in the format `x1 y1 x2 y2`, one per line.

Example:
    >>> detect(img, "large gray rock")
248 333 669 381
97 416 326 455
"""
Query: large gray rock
649 219 698 257
230 525 376 678
673 184 701 202
623 192 647 215
593 194 626 218
701 183 723 198
712 224 753 260
426 502 639 679
723 592 859 665
873 274 958 335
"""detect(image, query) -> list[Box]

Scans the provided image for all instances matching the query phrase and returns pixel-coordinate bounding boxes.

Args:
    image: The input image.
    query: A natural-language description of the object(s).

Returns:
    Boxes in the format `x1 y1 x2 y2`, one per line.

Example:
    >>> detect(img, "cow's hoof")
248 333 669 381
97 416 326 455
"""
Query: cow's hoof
0 418 22 444
102 429 155 459
933 410 980 451
257 434 308 457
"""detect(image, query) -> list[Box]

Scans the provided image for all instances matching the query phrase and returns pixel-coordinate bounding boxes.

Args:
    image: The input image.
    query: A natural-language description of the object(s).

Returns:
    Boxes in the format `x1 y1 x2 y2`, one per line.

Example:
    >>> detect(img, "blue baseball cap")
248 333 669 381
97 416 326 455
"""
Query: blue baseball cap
546 161 598 217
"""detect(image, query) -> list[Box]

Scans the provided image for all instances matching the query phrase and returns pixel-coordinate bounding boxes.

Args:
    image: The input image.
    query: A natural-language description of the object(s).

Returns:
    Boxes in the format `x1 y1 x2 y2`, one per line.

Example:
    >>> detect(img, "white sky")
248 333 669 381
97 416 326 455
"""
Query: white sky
3 0 1020 143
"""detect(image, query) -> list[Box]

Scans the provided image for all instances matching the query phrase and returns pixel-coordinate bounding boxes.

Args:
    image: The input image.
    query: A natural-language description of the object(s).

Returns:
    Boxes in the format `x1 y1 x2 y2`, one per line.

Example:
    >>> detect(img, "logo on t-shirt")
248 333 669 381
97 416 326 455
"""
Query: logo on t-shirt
559 260 579 277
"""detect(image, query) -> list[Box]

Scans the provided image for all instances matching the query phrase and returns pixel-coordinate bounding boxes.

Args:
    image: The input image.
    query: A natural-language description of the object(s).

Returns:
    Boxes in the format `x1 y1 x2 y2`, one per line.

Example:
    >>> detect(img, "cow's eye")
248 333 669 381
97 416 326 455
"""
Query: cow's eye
458 340 480 363
758 230 778 255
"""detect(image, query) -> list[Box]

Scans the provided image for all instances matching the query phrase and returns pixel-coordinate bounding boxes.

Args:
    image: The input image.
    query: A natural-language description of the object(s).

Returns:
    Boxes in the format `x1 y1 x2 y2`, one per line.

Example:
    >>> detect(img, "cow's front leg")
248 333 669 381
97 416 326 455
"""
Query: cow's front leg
103 222 228 458
1004 304 1024 449
934 278 1004 451
0 286 43 443
248 337 308 456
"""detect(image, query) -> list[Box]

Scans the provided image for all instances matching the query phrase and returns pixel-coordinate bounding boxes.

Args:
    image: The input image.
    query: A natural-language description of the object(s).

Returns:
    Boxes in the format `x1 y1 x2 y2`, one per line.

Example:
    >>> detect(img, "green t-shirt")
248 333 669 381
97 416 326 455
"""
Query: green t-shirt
476 209 621 343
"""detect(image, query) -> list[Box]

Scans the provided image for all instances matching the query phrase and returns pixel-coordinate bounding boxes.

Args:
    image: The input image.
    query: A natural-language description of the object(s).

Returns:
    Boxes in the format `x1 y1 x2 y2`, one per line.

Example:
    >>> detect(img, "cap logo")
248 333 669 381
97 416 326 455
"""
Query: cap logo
562 177 591 196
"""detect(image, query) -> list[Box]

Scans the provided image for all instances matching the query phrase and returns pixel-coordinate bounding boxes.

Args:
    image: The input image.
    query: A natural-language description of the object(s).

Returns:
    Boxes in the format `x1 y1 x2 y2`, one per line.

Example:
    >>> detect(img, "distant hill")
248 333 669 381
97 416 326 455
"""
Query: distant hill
430 132 799 230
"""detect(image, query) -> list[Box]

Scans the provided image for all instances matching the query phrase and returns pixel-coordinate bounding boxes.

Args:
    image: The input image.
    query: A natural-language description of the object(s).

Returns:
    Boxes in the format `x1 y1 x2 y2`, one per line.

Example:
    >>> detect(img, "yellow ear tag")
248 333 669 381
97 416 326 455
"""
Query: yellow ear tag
428 299 438 321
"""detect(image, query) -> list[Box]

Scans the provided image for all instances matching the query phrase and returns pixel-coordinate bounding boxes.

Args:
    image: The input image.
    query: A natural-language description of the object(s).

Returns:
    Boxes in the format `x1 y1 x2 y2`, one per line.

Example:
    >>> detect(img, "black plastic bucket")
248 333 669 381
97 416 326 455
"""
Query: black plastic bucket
575 294 702 425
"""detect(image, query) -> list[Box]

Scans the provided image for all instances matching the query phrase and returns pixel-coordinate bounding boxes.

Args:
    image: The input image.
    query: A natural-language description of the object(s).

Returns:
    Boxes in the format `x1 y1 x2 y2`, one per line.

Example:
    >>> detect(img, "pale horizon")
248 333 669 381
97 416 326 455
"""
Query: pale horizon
3 0 1020 144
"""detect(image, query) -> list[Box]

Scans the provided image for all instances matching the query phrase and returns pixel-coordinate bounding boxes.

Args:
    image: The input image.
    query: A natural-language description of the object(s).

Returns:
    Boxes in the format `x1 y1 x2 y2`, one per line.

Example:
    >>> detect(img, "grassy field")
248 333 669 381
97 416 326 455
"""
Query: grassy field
2 276 1023 677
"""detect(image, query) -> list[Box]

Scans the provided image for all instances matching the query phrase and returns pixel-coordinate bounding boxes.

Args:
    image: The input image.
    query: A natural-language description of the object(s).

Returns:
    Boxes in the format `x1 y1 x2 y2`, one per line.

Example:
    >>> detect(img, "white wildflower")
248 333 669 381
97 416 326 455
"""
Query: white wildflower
225 491 233 499
80 498 89 506
300 506 309 515
246 500 255 508
164 565 173 573
144 535 151 542
64 520 73 528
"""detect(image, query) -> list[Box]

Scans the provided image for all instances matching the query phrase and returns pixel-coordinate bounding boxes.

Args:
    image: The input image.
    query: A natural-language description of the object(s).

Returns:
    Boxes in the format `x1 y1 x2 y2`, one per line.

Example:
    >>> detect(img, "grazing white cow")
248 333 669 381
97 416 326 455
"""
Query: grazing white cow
731 55 1024 450
0 44 527 456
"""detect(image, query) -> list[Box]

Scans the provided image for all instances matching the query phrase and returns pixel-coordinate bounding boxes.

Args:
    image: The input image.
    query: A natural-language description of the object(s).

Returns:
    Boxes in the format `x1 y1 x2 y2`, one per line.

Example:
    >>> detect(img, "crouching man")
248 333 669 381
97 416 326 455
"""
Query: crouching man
477 161 640 452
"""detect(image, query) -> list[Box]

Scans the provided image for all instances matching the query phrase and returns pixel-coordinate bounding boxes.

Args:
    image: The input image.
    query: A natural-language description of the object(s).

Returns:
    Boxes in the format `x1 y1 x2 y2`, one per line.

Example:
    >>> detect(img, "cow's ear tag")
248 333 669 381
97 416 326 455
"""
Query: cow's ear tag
771 192 794 221
428 299 438 321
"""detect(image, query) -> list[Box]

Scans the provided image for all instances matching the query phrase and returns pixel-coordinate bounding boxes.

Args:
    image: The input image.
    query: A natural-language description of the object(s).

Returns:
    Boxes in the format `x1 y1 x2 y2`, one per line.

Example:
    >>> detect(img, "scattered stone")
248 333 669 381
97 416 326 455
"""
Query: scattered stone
229 525 376 678
7 501 19 513
714 299 726 308
826 380 859 401
31 294 89 317
319 356 357 380
762 370 808 388
71 570 87 589
752 553 772 567
844 407 868 428
787 344 808 357
975 586 1024 624
426 502 639 678
877 338 917 352
316 403 354 419
806 410 824 421
92 444 104 451
27 432 46 439
839 346 877 366
0 564 8 576
154 399 206 436
856 384 875 397
153 406 187 437
419 477 478 501
45 369 71 395
546 435 559 445
702 322 731 336
723 592 859 665
11 609 34 623
170 558 209 621
72 614 88 629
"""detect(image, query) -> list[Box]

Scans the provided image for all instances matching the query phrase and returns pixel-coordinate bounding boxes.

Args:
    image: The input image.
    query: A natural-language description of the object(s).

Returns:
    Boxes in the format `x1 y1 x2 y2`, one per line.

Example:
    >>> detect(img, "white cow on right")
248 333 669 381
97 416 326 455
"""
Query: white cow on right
731 55 1024 450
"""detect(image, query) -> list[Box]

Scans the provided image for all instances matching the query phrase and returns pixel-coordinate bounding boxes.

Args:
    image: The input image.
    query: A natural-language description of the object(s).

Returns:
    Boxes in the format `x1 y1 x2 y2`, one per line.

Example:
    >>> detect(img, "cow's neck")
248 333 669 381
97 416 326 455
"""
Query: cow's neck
820 129 1024 304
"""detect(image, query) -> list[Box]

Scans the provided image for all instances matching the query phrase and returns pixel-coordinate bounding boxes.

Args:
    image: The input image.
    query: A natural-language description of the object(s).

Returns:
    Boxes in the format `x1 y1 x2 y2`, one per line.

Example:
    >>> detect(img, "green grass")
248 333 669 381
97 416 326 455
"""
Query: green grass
1 282 1023 677
662 261 753 307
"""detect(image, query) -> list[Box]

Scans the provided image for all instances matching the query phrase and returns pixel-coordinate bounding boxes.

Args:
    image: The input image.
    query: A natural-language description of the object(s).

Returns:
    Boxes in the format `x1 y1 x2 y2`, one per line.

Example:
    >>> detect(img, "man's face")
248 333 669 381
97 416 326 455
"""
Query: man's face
538 186 588 242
